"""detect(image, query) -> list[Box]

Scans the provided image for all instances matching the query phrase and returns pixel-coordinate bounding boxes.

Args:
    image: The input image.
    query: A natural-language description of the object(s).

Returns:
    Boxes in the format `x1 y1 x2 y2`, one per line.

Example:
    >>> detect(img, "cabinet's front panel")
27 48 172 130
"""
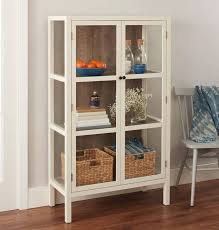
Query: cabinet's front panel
120 20 167 184
74 80 121 191
71 21 122 192
120 78 165 184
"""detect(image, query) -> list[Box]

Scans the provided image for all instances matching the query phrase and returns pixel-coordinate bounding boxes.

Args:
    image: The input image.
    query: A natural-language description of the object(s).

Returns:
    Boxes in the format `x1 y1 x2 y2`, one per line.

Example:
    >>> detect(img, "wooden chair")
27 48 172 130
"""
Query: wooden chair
174 87 219 206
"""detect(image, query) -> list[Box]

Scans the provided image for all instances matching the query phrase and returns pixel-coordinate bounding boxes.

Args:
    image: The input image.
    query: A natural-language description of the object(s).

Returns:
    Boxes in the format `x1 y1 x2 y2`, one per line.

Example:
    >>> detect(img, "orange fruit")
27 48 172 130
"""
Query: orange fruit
87 63 96 68
76 59 86 68
95 61 103 68
96 61 107 69
90 59 98 66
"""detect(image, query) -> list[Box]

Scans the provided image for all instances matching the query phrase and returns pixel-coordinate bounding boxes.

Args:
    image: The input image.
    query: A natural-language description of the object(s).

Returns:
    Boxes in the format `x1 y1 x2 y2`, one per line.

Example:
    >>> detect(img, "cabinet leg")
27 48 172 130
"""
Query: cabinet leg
49 184 55 207
65 196 72 223
163 180 170 205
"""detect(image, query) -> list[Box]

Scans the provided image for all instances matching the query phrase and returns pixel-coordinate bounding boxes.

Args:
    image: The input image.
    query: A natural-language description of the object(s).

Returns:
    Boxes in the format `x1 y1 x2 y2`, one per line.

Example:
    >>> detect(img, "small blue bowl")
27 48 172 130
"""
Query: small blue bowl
133 64 147 74
76 68 106 77
134 64 146 68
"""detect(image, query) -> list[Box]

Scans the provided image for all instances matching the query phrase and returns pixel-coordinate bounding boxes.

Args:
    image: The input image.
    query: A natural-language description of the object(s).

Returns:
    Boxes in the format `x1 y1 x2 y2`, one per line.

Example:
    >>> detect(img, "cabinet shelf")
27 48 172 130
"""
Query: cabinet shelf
125 116 162 130
49 74 65 82
76 127 116 136
126 73 163 80
75 76 117 83
125 122 162 131
50 123 65 136
72 177 166 197
75 73 163 82
125 115 162 131
50 178 65 196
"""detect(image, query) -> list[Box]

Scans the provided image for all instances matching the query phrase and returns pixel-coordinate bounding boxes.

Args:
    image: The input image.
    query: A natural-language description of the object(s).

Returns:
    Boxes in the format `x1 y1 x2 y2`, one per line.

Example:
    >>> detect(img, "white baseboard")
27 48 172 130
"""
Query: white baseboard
28 168 219 209
28 186 49 209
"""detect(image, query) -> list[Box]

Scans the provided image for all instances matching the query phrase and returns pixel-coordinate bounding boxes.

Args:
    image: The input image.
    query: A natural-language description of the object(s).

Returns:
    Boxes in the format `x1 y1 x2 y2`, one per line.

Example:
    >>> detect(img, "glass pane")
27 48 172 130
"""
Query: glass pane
125 128 162 180
52 21 65 76
125 25 163 74
76 133 116 187
54 131 65 185
76 81 116 131
53 80 65 128
76 25 116 77
125 78 162 126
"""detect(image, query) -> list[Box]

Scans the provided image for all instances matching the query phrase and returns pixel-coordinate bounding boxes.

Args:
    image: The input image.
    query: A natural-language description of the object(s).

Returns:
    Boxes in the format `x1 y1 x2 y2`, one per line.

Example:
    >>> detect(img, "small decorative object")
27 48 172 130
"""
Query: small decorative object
133 64 146 74
89 91 100 108
109 88 152 124
134 39 147 74
125 40 134 74
76 59 107 76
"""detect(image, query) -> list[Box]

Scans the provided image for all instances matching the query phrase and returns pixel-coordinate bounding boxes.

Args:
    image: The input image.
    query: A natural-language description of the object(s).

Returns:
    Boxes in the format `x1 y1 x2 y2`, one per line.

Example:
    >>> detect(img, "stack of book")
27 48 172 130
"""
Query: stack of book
76 107 111 130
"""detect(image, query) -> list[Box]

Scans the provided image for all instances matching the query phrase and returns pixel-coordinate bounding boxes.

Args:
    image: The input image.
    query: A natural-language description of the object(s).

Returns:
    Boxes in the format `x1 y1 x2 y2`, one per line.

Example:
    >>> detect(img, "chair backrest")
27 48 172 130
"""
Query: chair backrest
174 88 194 140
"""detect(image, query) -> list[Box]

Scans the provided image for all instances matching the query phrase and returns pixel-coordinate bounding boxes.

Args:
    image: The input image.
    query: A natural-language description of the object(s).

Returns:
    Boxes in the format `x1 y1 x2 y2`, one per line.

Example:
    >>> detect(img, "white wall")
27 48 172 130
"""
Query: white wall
29 0 219 187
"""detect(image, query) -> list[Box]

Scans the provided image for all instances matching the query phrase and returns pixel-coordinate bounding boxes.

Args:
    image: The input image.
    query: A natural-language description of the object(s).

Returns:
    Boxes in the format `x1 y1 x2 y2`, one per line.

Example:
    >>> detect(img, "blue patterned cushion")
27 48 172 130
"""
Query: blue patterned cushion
190 86 219 143
201 86 219 134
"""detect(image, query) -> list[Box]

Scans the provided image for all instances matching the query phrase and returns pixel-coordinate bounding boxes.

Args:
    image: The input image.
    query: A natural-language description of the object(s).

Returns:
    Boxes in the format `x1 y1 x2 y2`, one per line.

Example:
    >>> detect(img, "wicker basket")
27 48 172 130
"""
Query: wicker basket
104 146 156 179
61 148 113 186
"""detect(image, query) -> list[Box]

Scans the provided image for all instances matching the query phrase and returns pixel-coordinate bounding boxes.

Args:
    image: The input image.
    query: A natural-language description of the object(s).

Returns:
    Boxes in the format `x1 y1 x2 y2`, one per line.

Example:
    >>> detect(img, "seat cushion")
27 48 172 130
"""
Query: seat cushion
183 137 219 149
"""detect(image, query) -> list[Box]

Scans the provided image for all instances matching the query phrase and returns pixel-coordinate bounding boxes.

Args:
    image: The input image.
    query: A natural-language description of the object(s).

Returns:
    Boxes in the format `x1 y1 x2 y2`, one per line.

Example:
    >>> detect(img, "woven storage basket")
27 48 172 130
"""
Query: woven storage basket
104 146 156 179
61 148 113 186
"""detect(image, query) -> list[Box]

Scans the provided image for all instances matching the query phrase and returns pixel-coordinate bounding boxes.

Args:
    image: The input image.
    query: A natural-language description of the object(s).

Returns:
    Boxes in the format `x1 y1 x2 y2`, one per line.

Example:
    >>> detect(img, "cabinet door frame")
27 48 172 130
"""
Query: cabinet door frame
71 20 122 192
120 20 168 185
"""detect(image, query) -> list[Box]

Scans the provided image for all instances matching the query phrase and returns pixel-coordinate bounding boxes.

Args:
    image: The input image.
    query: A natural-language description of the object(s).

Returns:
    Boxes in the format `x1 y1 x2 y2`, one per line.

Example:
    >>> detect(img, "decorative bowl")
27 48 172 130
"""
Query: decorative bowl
76 68 106 77
133 64 147 74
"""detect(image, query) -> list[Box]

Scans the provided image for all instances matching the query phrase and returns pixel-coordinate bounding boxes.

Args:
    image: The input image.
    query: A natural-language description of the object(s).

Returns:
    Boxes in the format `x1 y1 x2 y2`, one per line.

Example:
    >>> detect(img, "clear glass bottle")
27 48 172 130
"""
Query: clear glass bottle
125 40 134 74
134 39 147 74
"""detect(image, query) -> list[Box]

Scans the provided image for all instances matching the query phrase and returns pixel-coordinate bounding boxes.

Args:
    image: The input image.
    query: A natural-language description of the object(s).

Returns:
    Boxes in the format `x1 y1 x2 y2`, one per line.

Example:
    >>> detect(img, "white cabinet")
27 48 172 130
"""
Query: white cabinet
48 16 171 223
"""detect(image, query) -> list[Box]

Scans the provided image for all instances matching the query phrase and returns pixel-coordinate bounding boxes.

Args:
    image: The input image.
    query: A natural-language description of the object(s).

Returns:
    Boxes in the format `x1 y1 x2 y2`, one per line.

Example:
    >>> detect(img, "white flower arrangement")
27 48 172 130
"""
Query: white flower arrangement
109 88 152 124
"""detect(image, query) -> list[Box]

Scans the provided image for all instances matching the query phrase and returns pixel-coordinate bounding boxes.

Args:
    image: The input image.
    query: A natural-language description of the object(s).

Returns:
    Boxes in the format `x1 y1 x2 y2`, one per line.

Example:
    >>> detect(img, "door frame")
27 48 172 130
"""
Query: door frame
120 21 167 184
1 0 28 211
71 20 122 192
17 0 28 209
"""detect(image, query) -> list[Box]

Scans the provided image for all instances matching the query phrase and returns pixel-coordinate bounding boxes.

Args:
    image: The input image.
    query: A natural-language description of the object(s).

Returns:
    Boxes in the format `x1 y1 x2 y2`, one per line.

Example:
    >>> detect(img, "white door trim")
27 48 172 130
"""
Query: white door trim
17 0 28 209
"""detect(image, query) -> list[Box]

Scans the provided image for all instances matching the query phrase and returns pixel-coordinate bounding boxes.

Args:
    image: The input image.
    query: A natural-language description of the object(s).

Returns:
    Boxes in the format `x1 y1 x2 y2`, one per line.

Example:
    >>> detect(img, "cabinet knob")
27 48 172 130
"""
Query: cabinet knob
123 76 126 80
119 76 123 80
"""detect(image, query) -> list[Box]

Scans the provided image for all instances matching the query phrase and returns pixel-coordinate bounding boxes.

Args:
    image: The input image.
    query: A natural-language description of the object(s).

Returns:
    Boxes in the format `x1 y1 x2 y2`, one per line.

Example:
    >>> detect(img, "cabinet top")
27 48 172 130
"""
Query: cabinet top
48 16 171 22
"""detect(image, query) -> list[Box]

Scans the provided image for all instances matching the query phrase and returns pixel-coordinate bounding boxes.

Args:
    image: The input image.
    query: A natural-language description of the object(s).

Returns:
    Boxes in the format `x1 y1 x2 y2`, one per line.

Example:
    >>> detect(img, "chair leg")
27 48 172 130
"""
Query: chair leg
191 149 198 206
175 149 189 187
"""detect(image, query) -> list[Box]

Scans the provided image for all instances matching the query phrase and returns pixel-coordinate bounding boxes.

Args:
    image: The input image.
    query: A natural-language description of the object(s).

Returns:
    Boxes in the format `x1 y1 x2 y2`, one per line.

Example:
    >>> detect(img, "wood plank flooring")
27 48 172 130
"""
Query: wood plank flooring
1 180 219 230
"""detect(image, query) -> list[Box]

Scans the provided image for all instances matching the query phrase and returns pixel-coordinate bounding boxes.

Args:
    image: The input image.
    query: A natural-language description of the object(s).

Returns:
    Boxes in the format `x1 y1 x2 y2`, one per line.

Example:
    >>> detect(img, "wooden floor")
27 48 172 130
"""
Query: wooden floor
1 180 219 230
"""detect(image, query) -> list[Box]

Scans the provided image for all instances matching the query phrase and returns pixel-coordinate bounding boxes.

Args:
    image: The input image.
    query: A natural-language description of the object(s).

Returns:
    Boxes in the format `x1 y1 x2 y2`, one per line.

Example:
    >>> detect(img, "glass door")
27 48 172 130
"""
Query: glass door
121 21 167 184
71 21 122 191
